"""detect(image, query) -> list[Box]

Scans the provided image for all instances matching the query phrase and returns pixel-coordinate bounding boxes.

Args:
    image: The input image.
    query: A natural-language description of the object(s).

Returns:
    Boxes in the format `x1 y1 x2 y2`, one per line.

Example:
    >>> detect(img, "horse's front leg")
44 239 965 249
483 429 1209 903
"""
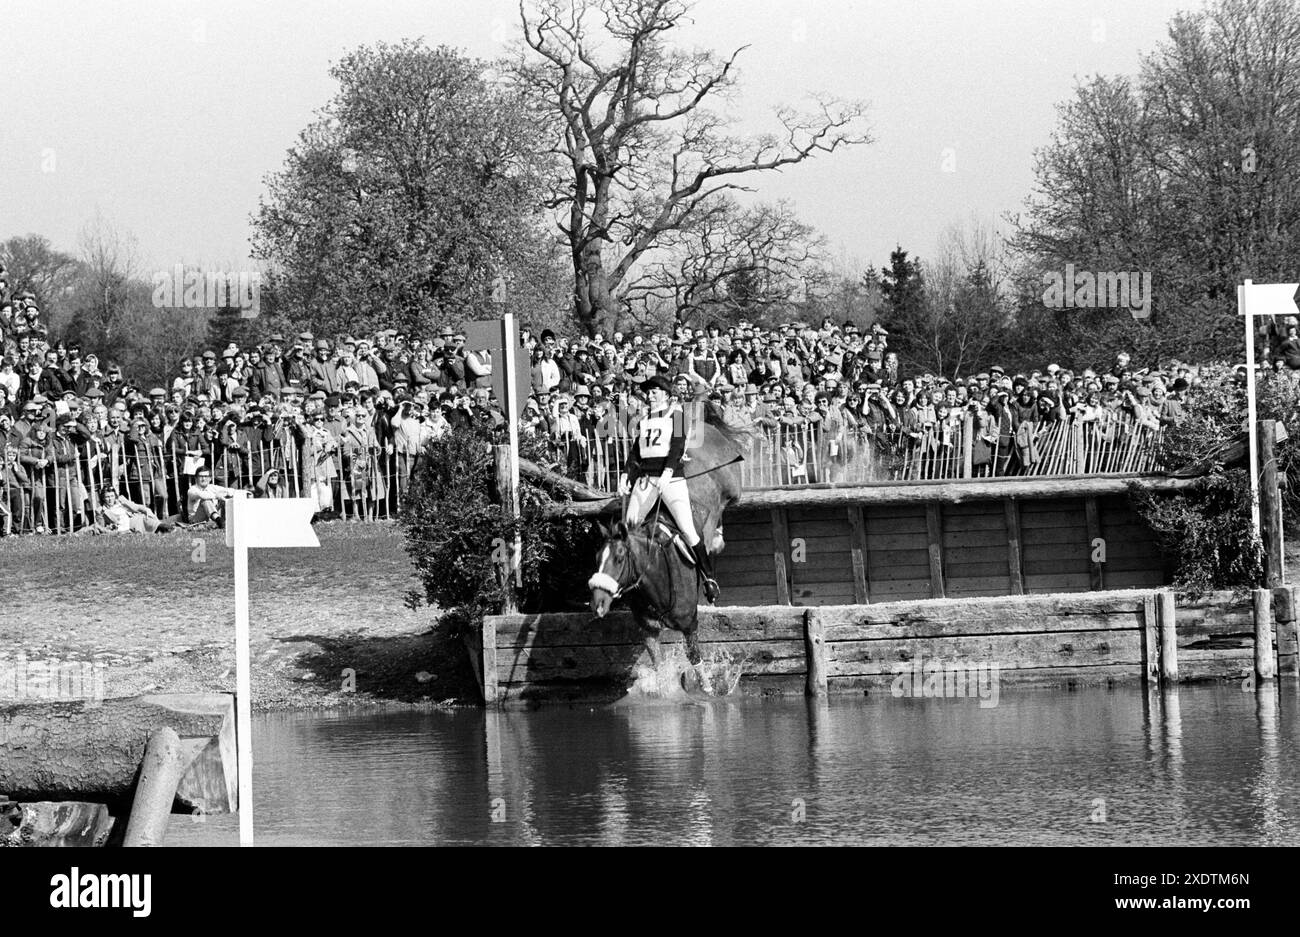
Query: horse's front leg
632 607 663 670
678 597 703 665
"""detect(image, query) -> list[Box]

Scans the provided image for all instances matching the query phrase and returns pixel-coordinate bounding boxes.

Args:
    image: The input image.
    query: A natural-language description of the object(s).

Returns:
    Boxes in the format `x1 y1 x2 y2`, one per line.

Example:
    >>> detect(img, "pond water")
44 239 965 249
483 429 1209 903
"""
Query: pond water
166 683 1300 846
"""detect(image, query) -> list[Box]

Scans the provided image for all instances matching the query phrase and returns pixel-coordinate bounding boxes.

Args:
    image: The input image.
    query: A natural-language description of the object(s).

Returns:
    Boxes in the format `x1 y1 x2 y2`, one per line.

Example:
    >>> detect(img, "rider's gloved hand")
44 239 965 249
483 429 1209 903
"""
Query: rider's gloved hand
618 474 631 496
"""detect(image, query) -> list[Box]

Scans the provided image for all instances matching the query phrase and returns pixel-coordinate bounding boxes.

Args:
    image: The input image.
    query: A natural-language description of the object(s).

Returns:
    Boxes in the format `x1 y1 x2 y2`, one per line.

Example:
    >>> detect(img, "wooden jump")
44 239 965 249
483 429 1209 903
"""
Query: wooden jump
479 588 1299 704
545 474 1202 517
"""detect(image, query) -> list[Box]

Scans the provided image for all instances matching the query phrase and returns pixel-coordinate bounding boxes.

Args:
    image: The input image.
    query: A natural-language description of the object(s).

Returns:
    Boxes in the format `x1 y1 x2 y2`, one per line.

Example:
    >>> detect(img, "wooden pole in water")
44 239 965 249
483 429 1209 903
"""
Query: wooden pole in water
803 609 828 698
1275 585 1299 678
123 727 187 847
1259 420 1283 589
1253 588 1276 682
1142 593 1160 689
1158 590 1178 685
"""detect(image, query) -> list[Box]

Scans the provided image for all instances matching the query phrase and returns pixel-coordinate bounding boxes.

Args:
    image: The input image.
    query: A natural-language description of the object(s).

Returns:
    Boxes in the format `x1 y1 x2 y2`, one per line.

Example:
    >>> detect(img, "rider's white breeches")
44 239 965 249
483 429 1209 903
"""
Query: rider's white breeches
625 475 700 546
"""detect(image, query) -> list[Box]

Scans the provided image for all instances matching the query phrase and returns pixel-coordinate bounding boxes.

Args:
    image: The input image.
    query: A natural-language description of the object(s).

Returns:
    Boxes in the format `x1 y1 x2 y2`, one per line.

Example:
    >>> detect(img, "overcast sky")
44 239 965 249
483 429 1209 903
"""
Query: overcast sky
0 0 1192 279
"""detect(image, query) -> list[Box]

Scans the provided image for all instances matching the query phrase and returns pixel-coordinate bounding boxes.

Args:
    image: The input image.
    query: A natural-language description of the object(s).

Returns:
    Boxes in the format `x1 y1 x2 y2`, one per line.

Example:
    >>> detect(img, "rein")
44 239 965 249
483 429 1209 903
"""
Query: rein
613 528 675 620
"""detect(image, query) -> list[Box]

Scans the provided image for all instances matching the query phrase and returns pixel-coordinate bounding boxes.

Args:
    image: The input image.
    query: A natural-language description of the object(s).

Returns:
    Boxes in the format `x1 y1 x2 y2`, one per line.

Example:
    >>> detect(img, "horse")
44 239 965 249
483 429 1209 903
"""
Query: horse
588 518 705 664
587 415 752 669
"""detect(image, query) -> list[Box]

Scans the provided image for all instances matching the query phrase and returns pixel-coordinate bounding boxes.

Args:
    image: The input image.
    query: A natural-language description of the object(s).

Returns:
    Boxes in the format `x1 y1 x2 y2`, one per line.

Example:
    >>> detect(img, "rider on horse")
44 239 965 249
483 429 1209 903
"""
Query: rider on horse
620 374 721 602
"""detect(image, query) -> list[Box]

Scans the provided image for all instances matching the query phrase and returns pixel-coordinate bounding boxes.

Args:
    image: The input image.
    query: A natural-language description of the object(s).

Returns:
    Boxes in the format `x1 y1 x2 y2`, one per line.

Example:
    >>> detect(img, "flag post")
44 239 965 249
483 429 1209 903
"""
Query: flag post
229 494 255 847
1241 280 1262 541
467 309 530 608
502 312 522 600
224 495 319 847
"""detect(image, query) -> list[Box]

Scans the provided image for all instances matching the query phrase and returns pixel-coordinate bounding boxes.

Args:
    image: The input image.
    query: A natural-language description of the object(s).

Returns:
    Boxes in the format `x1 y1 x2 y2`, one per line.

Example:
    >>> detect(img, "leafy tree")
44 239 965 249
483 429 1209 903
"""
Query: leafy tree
0 234 79 328
252 40 565 338
1011 0 1300 366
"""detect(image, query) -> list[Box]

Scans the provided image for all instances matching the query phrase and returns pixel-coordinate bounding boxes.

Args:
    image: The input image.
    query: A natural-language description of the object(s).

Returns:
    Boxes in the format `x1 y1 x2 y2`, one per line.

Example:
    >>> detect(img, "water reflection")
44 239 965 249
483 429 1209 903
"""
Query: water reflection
167 684 1300 847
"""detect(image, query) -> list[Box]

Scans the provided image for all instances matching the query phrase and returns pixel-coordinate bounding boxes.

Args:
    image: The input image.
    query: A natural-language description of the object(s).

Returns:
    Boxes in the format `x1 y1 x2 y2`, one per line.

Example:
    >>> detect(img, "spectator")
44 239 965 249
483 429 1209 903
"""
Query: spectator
185 467 244 527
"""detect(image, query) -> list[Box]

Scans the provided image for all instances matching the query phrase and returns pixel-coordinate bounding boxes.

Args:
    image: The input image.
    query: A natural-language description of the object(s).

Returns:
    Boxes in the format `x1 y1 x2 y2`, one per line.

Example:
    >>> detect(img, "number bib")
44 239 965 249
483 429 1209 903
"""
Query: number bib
638 414 674 457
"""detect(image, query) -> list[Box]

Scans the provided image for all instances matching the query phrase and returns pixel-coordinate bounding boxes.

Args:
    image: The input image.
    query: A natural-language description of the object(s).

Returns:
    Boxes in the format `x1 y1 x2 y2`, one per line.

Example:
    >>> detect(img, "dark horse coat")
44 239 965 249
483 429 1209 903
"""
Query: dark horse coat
588 417 750 663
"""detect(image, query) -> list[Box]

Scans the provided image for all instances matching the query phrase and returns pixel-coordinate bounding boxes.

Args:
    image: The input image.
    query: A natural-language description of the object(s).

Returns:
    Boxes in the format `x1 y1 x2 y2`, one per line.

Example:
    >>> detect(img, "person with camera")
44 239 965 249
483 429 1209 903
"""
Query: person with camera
390 395 424 503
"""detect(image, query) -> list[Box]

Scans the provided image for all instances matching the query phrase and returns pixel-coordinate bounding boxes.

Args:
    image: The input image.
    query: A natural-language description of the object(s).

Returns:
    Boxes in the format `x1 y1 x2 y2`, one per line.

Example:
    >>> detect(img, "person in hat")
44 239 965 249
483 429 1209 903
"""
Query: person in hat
615 374 720 601
307 338 341 394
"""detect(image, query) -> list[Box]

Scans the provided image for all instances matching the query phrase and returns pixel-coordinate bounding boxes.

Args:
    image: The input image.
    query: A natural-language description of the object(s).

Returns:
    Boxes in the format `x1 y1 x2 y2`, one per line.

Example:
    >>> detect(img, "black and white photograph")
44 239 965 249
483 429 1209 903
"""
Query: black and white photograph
0 0 1294 909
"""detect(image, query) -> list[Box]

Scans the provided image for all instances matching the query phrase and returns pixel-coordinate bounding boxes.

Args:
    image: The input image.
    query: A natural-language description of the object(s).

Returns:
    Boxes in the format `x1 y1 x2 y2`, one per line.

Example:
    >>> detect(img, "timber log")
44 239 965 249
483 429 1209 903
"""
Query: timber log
0 693 237 813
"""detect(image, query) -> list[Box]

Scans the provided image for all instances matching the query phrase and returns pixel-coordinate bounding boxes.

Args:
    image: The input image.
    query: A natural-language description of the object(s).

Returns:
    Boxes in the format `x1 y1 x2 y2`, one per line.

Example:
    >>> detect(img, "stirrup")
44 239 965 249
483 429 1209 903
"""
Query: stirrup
701 576 720 603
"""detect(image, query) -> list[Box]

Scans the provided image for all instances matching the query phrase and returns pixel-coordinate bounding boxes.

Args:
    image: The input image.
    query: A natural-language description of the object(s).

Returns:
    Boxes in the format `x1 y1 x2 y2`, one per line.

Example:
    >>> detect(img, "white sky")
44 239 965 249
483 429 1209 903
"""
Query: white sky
0 0 1191 279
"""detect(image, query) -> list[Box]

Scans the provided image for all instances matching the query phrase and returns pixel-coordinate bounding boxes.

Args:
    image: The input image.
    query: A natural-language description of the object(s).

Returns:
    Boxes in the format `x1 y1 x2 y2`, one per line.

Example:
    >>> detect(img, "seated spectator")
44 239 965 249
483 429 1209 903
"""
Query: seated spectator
186 467 245 527
95 486 173 534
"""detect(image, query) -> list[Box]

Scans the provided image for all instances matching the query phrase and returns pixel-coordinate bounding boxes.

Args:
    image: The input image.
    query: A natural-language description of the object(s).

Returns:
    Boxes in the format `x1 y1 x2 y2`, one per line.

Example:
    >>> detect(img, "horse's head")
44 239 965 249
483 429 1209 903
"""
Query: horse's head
588 520 639 619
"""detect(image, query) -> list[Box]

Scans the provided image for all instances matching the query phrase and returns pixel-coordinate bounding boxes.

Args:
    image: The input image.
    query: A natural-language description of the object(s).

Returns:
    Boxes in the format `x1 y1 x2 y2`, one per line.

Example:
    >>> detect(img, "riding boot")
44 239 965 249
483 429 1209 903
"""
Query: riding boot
691 541 720 603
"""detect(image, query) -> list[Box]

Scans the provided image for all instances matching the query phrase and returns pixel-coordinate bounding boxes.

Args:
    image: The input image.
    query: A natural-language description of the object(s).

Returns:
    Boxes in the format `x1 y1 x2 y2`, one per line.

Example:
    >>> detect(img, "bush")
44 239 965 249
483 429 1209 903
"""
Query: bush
1131 364 1265 592
400 426 604 638
1130 472 1263 595
1256 371 1300 531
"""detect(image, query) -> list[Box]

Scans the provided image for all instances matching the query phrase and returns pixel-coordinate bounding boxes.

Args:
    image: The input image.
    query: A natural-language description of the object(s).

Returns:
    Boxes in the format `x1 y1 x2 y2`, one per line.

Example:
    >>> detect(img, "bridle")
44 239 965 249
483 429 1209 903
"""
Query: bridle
601 532 648 600
594 526 676 619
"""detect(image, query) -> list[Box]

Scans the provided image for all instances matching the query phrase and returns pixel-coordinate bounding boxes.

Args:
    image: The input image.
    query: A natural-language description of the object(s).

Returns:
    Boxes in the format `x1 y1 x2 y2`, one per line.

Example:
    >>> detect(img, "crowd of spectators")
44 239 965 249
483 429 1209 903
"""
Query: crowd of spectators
516 318 1194 486
0 257 1214 537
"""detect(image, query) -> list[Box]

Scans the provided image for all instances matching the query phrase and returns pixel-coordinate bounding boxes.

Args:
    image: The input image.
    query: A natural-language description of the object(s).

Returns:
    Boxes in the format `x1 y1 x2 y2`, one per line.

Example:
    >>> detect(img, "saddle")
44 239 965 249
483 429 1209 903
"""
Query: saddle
639 514 696 567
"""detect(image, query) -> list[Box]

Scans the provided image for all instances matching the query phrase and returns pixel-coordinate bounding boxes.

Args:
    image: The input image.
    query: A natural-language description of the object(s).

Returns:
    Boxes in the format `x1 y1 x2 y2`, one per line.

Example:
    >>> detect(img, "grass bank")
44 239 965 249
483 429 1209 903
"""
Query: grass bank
0 522 479 710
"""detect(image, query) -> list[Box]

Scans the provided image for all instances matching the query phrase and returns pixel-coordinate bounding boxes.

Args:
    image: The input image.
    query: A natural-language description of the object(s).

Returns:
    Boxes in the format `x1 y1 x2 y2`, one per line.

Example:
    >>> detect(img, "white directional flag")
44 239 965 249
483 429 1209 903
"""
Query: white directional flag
1240 281 1299 318
225 497 319 549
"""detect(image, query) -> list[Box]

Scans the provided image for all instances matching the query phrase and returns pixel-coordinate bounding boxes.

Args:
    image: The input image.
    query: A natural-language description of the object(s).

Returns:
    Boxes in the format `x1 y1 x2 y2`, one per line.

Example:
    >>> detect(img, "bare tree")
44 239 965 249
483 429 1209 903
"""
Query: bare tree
622 199 823 327
516 0 869 335
76 212 141 345
918 218 1012 377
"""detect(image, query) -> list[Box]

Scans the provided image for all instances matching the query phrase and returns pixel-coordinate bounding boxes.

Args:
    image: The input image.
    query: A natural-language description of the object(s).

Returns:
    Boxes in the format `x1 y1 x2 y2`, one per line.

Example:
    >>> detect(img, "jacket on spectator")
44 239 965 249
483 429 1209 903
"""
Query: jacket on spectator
249 361 286 400
306 359 341 395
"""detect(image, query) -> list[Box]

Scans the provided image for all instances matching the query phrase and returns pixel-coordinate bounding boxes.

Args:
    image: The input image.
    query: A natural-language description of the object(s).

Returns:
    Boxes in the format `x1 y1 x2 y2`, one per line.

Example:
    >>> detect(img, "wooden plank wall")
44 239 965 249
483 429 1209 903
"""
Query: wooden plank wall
713 513 780 607
942 501 1012 598
1096 495 1167 589
864 504 931 603
484 589 1284 703
714 494 1168 608
787 505 858 607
